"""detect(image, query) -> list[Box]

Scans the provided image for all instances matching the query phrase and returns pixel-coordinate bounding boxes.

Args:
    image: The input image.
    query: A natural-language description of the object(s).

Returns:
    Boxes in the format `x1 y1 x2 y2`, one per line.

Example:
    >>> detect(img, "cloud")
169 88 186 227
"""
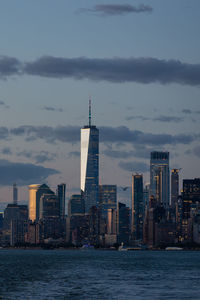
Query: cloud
103 149 134 159
0 159 59 186
10 125 80 143
0 100 9 109
193 145 200 158
42 106 63 112
80 4 153 16
126 115 184 123
1 54 200 86
1 147 12 155
24 56 200 86
17 150 57 163
118 161 149 172
0 56 21 79
8 125 197 147
126 115 150 121
182 109 192 114
153 115 184 123
0 127 9 139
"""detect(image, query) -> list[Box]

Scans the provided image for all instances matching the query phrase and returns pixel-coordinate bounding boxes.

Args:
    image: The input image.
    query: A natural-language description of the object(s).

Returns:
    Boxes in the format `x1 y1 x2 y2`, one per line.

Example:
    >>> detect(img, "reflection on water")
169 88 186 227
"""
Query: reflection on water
0 250 200 299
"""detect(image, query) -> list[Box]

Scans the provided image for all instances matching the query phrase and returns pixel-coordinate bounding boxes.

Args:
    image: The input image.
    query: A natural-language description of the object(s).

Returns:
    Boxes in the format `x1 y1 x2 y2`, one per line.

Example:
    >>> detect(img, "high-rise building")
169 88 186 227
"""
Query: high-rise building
117 202 130 245
13 183 18 205
171 169 179 209
150 151 170 208
68 194 85 217
39 194 60 219
57 183 66 218
80 100 99 213
131 174 144 241
28 184 54 222
182 178 200 220
99 185 117 219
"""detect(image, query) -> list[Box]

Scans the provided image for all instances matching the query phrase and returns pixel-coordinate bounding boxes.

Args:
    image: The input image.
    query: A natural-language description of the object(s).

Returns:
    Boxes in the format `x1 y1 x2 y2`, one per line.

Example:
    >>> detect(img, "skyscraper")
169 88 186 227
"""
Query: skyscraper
13 183 18 205
131 174 144 241
57 183 66 218
28 184 54 222
99 185 117 219
150 151 170 208
80 100 99 213
171 169 179 209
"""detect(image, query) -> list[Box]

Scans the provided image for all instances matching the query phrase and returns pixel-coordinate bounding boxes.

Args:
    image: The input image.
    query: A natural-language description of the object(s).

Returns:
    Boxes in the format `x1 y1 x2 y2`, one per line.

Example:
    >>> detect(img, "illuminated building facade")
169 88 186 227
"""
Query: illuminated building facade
150 151 170 208
28 184 54 222
80 101 99 213
171 169 179 209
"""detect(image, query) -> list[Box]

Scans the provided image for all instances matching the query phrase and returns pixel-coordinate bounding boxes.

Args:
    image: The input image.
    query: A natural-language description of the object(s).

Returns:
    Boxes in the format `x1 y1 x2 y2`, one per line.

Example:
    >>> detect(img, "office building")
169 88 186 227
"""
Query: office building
57 183 66 218
150 151 170 208
13 183 18 205
171 169 179 209
117 202 130 245
28 184 54 222
182 178 200 220
68 194 85 217
39 194 60 219
131 174 144 241
80 101 99 212
99 185 117 219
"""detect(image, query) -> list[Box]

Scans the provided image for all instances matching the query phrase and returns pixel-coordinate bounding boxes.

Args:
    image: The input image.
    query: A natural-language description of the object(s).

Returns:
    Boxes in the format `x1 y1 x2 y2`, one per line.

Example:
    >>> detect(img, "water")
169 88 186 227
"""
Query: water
0 249 200 300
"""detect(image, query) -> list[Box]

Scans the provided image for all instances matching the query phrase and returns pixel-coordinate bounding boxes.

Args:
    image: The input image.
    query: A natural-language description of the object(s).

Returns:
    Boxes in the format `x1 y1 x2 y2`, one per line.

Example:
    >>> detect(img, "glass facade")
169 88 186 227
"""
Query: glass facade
131 174 144 240
57 183 66 218
150 151 170 208
99 185 117 219
81 125 99 213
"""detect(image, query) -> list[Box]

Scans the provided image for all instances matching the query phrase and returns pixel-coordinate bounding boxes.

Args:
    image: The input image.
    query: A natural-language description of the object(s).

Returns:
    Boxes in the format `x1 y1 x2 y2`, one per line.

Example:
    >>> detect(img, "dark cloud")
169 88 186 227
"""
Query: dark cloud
0 127 9 140
0 100 9 109
100 126 195 145
103 149 134 159
182 109 192 114
24 56 200 86
0 56 21 79
80 4 153 16
42 106 63 112
126 115 149 121
10 125 80 144
193 145 200 158
126 115 184 123
103 145 157 160
8 125 197 147
1 54 200 86
17 150 57 163
153 115 184 123
118 161 149 173
1 147 12 155
0 159 59 186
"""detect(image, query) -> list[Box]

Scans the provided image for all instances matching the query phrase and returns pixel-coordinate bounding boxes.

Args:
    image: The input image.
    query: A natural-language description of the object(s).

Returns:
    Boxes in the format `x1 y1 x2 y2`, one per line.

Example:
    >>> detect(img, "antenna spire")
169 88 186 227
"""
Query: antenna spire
89 98 91 126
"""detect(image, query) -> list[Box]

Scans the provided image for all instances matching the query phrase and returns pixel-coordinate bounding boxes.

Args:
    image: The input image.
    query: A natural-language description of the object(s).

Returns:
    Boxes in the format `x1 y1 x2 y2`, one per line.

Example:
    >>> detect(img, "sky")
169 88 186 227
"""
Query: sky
0 0 200 209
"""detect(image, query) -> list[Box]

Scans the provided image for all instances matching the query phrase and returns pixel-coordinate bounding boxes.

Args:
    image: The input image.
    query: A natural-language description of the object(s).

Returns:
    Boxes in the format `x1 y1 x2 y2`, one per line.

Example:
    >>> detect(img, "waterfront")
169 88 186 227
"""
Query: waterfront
0 250 200 299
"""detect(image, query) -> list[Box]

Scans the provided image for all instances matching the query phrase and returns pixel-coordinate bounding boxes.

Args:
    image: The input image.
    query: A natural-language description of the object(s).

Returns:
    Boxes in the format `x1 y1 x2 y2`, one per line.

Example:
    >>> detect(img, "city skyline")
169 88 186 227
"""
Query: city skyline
0 0 200 208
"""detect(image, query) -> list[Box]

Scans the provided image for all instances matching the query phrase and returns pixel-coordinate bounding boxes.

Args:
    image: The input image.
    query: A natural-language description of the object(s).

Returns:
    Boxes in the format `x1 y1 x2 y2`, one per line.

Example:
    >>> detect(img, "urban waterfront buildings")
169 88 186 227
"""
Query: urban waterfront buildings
131 174 144 241
171 169 179 209
57 183 66 218
150 151 170 208
80 101 99 213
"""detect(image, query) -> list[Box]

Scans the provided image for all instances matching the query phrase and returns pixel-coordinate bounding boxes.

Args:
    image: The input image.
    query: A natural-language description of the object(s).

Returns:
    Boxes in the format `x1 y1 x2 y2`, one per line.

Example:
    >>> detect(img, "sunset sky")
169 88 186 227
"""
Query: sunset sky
0 0 200 208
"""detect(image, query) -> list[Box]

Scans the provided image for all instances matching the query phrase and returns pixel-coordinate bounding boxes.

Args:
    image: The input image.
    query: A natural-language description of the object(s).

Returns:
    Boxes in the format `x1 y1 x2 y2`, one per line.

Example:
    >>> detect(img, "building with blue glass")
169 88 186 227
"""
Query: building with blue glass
80 101 99 213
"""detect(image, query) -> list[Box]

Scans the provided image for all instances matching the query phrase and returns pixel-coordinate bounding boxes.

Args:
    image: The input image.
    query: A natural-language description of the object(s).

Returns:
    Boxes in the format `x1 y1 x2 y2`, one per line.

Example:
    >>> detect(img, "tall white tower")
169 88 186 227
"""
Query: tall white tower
80 100 99 213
